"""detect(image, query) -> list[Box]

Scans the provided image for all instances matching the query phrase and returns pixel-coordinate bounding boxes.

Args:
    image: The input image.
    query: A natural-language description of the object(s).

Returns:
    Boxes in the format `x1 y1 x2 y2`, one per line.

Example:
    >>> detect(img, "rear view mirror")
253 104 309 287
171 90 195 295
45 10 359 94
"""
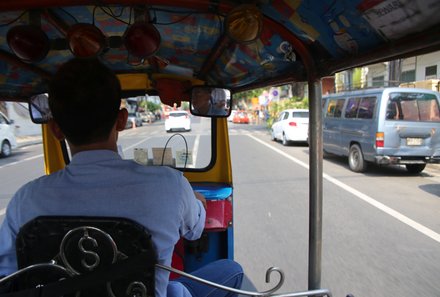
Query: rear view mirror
189 86 232 117
29 93 52 124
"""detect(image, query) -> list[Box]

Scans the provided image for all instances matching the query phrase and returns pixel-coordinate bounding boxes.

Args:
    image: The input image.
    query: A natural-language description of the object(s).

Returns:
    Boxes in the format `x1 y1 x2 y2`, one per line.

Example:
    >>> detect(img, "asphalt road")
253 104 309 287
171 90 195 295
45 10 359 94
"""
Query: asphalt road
228 123 440 297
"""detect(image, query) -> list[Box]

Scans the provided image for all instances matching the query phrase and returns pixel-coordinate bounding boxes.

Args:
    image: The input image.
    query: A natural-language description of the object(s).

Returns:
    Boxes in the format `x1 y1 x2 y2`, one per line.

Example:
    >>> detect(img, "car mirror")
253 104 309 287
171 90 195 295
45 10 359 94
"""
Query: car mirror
29 93 52 124
189 86 232 118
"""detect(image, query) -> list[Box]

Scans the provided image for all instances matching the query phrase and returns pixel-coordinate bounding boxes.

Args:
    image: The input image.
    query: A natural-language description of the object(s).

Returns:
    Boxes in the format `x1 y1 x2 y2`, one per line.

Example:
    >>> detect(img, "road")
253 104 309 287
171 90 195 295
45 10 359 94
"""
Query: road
1 120 440 297
229 124 440 297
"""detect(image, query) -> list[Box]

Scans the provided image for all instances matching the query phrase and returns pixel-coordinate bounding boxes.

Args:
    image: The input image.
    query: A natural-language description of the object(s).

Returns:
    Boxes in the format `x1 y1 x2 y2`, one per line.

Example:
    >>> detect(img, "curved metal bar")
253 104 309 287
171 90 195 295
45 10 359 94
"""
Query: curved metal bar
264 267 285 293
156 264 285 296
0 262 72 284
270 288 332 297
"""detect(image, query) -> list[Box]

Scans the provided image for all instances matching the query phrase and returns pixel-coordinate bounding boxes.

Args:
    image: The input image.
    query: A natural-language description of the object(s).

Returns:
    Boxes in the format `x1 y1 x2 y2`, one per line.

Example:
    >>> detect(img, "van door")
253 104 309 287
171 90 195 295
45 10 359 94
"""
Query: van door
323 98 345 154
380 90 440 159
340 96 378 161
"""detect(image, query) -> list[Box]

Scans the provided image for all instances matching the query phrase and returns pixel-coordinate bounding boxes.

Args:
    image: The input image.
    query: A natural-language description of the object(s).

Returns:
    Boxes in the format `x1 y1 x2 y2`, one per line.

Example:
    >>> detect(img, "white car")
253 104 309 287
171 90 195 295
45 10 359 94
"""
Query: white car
271 109 309 145
227 110 237 122
165 111 191 132
0 111 17 157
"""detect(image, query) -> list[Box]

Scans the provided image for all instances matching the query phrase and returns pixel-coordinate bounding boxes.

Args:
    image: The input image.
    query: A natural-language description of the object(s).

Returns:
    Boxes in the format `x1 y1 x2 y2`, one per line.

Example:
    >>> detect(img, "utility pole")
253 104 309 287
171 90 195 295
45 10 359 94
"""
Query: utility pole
389 59 402 87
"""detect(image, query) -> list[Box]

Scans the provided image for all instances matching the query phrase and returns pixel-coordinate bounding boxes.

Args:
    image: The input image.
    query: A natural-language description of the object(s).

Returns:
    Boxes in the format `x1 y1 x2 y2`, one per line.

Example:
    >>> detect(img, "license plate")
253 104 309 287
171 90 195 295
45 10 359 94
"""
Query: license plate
406 138 423 146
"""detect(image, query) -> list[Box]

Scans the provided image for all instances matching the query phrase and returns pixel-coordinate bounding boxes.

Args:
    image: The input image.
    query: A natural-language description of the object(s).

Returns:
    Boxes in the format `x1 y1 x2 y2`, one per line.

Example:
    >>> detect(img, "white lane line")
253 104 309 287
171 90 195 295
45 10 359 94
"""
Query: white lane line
0 154 44 170
247 134 440 244
0 208 5 216
192 134 200 168
121 138 152 152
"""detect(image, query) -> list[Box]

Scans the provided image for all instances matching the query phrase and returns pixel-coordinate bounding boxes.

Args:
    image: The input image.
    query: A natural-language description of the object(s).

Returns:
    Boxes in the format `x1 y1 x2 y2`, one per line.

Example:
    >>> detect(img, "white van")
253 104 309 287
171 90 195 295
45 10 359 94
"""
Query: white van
322 88 440 173
0 111 17 157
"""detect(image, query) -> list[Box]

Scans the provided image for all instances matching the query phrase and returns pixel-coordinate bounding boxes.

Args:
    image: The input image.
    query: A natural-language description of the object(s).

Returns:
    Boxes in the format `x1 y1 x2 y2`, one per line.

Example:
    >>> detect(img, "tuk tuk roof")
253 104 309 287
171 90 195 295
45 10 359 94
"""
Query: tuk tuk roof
0 0 439 101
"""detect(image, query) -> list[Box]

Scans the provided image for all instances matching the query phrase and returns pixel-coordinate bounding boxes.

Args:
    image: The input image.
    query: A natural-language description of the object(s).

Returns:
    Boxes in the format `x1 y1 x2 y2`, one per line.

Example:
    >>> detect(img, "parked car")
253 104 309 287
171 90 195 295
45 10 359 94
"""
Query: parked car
124 119 133 130
232 111 249 124
227 110 237 122
165 111 191 132
141 111 156 123
271 109 309 146
127 112 143 128
0 111 17 157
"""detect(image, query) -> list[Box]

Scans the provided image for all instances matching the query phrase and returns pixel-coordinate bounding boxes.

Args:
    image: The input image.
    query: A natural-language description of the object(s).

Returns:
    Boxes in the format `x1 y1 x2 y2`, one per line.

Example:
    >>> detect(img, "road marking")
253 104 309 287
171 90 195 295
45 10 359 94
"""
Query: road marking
247 134 440 244
192 134 200 168
0 208 5 216
122 138 152 152
0 154 44 170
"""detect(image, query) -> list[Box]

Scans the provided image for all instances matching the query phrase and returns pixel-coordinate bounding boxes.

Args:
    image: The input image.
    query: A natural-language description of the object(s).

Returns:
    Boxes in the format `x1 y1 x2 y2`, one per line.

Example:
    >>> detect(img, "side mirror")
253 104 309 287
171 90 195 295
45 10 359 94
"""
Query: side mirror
189 86 232 118
29 93 52 124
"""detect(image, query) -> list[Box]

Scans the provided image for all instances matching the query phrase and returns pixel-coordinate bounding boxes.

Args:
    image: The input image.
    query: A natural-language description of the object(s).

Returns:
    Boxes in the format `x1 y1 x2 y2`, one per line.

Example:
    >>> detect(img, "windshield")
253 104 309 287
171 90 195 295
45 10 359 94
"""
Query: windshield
386 92 440 122
118 99 212 170
292 111 308 118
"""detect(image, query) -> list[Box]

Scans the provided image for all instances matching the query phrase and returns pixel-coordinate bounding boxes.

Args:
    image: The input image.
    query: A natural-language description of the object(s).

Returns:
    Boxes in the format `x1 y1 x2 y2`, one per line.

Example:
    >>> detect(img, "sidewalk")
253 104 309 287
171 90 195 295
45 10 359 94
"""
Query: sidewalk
16 135 42 147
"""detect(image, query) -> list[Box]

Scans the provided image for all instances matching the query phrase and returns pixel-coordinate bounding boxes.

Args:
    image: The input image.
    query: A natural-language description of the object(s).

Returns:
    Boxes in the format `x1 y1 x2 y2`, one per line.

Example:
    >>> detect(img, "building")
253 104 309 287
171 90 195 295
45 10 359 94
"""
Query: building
335 50 440 92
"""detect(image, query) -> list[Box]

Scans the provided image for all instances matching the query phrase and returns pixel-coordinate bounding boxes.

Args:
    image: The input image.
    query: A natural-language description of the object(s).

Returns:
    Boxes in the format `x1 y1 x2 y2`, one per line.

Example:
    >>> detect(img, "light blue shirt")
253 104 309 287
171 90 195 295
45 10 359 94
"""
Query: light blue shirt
0 150 205 297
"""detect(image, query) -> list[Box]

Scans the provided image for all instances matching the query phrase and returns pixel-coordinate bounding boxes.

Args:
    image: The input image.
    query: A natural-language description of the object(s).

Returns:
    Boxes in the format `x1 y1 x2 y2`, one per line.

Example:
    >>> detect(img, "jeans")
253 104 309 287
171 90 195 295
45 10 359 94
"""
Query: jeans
173 259 243 297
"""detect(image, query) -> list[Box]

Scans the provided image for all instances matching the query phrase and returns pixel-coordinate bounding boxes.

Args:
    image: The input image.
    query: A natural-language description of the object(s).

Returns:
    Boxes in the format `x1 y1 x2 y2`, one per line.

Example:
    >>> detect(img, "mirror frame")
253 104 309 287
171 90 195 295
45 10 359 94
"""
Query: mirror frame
189 86 232 118
29 93 52 124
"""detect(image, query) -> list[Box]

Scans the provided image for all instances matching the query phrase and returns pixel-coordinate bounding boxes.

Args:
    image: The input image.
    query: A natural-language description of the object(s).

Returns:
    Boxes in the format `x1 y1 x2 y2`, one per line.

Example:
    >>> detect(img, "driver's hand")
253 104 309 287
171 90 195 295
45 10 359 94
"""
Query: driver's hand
194 191 207 210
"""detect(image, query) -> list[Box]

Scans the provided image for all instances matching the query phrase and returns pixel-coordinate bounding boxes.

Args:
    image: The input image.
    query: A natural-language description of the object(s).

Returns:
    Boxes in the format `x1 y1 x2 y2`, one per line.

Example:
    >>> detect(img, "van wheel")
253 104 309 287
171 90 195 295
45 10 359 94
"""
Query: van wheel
348 144 367 172
405 164 426 174
282 133 289 146
1 140 11 157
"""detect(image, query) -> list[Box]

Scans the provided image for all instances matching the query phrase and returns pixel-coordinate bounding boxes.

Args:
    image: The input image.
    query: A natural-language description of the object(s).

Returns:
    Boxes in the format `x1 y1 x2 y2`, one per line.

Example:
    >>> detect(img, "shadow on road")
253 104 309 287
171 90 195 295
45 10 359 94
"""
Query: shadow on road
419 184 440 197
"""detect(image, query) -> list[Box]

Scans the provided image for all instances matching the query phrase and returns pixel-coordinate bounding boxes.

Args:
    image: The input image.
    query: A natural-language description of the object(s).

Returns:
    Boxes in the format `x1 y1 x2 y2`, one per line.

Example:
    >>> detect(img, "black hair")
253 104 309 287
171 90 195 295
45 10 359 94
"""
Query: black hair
48 58 121 145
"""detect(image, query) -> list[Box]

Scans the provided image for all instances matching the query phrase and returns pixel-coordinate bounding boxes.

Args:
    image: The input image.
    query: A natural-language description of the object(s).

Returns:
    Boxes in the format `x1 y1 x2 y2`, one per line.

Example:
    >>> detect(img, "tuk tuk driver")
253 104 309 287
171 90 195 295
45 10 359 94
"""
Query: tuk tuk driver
0 58 243 297
191 88 228 116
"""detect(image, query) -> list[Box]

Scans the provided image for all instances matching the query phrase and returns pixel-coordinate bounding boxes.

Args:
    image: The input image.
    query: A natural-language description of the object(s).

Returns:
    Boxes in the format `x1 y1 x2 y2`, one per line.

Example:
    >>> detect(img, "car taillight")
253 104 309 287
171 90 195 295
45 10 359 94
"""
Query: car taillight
289 121 297 126
376 132 384 147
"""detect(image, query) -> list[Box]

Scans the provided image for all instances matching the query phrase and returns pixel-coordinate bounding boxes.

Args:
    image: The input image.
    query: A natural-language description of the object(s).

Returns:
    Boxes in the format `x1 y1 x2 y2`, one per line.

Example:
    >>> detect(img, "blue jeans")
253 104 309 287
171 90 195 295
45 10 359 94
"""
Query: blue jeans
173 259 243 297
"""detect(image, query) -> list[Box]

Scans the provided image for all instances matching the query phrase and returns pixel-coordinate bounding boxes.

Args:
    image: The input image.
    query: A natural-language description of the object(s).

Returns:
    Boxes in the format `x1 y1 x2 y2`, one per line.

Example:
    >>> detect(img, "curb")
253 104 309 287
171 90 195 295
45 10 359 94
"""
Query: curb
16 136 42 148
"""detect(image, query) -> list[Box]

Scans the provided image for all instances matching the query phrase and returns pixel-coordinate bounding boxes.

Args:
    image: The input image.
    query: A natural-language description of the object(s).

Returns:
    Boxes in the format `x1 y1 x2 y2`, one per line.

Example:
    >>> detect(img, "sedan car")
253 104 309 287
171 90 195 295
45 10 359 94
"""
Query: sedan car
227 110 237 122
0 111 17 157
271 109 309 145
127 112 143 128
165 111 191 132
141 111 156 123
232 111 249 124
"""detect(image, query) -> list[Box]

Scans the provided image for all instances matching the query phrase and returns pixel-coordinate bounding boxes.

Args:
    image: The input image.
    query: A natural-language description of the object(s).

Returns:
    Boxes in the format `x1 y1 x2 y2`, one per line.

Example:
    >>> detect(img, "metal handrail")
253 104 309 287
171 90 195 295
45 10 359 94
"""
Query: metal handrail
157 264 332 297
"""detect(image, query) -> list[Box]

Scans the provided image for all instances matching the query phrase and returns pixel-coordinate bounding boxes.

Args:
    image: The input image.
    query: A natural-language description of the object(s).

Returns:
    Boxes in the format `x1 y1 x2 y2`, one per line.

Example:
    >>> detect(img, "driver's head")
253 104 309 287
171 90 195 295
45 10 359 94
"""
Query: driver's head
192 87 212 112
211 88 226 108
49 58 122 146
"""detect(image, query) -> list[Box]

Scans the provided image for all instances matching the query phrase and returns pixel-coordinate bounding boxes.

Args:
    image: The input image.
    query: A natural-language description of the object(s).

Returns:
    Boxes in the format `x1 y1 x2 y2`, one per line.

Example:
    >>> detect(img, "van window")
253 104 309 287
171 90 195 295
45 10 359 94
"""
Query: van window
357 97 376 119
345 98 360 118
344 97 376 119
326 99 344 118
386 92 440 122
